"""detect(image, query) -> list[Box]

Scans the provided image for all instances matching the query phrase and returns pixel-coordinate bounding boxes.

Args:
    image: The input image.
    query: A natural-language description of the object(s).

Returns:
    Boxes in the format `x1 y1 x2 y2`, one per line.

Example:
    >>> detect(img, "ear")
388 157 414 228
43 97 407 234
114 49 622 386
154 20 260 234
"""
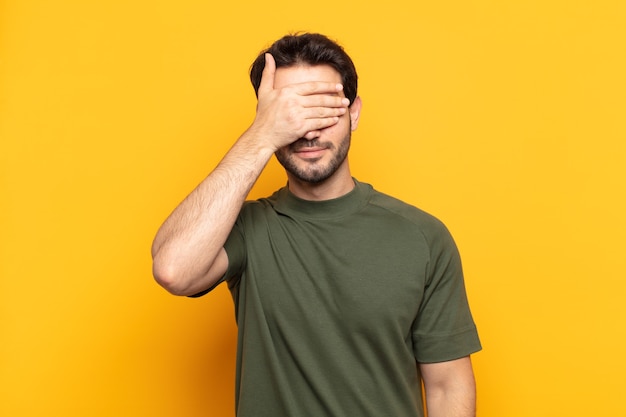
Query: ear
349 96 362 131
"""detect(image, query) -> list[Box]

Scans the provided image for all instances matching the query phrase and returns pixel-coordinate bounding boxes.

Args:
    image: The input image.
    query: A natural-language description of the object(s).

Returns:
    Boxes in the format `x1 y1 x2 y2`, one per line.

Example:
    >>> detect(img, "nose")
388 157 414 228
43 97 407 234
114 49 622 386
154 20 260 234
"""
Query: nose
303 130 322 140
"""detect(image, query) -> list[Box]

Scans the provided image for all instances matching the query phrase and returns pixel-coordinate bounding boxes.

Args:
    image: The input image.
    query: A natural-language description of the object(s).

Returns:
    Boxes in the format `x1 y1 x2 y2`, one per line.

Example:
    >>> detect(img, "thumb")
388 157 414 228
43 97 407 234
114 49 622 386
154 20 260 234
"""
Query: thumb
258 53 276 96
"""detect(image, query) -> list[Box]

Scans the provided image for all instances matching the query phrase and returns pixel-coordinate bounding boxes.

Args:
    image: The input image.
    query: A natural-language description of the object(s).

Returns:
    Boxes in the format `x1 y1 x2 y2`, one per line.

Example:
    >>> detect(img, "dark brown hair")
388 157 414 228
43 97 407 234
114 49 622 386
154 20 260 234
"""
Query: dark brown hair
249 33 358 104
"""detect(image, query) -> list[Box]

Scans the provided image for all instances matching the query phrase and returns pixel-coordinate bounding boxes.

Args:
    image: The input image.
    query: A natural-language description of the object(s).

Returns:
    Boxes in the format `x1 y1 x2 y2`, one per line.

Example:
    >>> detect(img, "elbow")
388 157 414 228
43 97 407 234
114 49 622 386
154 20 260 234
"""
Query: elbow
152 256 193 296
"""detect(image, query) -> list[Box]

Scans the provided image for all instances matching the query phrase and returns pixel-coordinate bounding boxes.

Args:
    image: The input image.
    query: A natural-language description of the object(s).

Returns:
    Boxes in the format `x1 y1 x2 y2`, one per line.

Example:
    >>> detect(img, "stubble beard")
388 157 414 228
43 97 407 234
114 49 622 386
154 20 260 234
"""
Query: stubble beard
275 131 351 185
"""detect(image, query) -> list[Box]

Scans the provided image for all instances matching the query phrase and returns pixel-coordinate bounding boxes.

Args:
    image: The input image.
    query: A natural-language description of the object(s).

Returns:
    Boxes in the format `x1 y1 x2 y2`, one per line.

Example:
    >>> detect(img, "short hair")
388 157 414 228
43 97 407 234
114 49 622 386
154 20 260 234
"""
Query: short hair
249 33 358 104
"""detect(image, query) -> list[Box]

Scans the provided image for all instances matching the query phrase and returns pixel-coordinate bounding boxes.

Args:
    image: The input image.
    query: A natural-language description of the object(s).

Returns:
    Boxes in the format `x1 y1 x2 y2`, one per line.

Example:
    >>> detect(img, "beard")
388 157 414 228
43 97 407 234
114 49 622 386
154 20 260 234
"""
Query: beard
275 130 351 184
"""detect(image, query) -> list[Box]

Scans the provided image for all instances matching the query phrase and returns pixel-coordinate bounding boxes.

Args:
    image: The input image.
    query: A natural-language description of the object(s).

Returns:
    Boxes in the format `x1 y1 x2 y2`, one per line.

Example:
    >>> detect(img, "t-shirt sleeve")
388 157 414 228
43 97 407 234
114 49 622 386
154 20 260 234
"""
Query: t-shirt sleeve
223 216 246 285
411 221 481 363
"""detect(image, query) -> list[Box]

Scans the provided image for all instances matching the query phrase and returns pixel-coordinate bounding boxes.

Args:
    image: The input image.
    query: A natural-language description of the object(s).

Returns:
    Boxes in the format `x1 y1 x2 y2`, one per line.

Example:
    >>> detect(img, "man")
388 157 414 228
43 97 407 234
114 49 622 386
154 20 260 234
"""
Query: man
152 33 481 417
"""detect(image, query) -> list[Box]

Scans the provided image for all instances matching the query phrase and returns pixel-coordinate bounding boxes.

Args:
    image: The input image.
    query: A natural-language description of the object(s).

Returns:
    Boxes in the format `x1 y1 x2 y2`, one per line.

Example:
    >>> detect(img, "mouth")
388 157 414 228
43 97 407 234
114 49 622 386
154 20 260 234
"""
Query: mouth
290 139 330 159
294 147 327 159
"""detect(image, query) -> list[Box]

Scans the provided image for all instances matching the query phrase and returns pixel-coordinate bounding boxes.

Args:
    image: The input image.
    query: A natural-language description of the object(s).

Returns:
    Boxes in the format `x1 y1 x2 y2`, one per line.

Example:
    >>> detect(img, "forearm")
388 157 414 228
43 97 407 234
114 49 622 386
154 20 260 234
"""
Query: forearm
152 53 349 295
424 381 476 417
420 356 476 417
151 130 275 295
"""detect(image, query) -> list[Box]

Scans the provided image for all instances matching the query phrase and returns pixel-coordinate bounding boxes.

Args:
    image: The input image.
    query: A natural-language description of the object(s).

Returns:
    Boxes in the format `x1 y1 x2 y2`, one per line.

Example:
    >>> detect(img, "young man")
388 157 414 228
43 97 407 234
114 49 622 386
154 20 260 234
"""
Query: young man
152 33 481 417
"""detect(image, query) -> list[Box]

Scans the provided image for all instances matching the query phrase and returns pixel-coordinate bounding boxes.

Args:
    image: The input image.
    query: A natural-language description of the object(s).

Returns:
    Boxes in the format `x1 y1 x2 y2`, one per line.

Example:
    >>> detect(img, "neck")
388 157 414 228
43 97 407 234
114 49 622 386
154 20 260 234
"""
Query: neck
286 164 355 201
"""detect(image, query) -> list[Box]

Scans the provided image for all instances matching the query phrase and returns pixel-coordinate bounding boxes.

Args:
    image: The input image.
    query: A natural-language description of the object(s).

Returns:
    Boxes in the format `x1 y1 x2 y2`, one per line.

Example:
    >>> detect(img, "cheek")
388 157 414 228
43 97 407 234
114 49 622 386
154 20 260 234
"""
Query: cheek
274 147 289 160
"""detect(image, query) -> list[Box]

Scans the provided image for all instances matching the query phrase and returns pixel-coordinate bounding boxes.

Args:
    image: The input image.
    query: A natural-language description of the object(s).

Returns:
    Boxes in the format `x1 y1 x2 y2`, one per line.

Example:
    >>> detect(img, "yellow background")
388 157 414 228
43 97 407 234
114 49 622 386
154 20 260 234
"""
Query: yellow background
2 1 625 416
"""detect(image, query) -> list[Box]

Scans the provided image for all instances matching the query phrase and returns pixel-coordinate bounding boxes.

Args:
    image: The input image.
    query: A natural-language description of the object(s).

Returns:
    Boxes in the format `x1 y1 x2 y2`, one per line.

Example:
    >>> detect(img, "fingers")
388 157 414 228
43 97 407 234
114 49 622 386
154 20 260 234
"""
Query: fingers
258 53 276 96
301 95 350 111
303 117 341 137
252 61 351 148
281 89 348 138
295 81 345 99
299 104 347 122
302 93 349 106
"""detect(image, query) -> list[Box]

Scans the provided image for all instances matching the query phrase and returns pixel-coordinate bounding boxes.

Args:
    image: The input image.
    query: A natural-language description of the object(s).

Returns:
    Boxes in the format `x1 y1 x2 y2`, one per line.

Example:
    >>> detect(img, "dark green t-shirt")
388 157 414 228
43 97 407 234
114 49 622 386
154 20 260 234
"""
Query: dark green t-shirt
220 180 481 417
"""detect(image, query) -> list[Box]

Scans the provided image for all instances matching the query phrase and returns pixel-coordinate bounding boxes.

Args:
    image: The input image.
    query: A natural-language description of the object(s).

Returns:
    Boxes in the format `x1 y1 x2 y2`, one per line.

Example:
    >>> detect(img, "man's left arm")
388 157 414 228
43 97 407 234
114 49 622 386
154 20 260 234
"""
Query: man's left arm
419 355 477 417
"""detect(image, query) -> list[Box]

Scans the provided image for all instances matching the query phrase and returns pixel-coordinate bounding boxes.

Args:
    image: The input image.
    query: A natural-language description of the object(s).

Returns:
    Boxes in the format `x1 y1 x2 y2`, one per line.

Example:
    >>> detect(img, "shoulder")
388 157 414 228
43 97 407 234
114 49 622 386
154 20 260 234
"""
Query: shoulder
359 182 460 258
364 183 449 234
238 187 285 216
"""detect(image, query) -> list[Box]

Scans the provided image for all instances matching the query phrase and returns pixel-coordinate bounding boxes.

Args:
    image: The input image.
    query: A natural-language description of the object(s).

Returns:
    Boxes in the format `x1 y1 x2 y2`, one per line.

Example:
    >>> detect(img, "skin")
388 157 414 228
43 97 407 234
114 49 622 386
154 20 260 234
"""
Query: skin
151 54 354 297
420 356 477 417
271 64 360 198
151 53 476 417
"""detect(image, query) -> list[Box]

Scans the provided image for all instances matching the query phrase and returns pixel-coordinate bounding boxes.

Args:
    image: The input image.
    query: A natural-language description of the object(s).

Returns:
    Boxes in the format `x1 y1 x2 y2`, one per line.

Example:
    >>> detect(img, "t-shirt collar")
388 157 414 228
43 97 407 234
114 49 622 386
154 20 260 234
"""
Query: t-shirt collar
270 178 371 220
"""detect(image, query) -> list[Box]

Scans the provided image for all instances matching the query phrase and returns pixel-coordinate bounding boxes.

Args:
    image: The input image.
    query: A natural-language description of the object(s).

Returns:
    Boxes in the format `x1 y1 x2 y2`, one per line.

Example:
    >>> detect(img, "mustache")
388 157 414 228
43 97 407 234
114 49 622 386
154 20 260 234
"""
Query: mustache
290 138 332 151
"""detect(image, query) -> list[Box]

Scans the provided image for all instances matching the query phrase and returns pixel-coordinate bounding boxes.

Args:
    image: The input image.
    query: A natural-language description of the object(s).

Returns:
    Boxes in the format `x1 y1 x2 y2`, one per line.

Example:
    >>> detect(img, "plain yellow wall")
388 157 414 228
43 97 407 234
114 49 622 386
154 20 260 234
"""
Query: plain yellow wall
2 1 625 416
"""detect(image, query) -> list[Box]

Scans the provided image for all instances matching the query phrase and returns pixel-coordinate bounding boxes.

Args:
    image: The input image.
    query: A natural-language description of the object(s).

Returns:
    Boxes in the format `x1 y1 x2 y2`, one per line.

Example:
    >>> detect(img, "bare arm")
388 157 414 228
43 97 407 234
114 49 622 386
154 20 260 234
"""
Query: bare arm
151 54 349 296
420 356 477 417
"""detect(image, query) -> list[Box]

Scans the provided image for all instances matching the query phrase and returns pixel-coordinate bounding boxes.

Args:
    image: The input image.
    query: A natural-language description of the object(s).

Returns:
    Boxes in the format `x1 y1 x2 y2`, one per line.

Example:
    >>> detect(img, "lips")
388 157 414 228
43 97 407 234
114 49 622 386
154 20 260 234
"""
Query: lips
295 146 326 153
293 147 327 160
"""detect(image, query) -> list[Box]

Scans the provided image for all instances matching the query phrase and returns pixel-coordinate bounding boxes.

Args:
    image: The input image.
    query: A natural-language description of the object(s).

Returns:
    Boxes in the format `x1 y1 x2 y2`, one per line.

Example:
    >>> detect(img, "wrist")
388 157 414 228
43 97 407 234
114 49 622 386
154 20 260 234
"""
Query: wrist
239 125 283 155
